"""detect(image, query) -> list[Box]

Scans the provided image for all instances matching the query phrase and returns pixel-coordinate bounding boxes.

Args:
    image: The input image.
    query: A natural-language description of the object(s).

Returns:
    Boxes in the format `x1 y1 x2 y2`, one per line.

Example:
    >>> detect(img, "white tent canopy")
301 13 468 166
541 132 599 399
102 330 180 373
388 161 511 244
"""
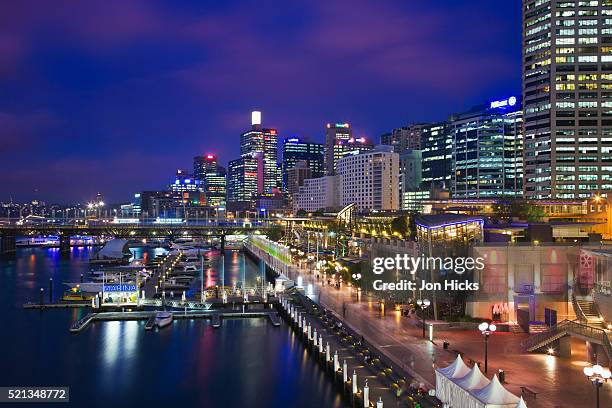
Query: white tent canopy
435 355 471 404
450 363 491 407
516 397 528 408
454 364 490 390
435 358 521 408
439 355 471 378
469 375 520 408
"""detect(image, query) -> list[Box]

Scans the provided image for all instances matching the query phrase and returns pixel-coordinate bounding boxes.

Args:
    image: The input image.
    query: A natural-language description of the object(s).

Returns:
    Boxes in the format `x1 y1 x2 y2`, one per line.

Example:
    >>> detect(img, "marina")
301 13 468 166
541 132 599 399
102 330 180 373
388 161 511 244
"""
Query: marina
1 246 346 407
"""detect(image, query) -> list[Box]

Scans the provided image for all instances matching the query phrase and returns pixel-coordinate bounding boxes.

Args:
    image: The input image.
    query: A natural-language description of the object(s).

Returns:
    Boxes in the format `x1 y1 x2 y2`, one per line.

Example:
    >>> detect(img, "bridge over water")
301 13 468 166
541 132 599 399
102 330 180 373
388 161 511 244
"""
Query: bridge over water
0 218 276 255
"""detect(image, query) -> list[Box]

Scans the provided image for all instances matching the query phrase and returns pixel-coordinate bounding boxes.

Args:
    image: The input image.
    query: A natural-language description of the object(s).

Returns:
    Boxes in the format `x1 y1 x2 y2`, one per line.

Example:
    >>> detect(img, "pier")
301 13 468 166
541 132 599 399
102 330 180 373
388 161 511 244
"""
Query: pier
68 308 281 333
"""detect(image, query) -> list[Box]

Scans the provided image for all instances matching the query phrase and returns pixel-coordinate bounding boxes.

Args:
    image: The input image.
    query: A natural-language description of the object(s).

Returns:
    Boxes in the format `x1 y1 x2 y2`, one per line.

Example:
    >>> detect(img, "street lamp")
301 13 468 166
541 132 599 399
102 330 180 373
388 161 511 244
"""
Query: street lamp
478 322 497 373
584 364 611 408
416 298 431 338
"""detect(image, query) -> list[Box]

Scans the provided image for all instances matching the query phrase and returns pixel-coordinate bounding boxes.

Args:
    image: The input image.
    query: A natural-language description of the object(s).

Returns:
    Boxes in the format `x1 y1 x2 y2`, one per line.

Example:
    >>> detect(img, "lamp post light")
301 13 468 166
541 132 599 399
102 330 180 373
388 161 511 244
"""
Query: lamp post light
584 364 611 408
416 298 431 339
478 322 497 373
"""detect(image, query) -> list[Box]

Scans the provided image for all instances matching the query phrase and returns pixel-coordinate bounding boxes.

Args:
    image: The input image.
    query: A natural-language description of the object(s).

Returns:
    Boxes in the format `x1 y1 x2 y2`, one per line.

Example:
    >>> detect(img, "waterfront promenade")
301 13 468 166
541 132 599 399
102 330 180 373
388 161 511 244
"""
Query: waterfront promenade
283 263 612 408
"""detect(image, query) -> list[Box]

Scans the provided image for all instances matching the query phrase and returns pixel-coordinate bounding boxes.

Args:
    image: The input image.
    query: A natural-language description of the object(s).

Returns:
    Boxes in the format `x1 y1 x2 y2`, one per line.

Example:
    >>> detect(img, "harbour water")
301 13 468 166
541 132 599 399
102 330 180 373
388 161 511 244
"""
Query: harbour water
0 247 345 407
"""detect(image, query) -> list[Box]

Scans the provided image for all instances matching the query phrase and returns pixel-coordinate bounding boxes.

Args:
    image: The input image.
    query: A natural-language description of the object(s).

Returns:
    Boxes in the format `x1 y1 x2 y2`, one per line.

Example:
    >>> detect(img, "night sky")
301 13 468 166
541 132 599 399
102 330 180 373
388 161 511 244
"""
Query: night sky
0 0 522 204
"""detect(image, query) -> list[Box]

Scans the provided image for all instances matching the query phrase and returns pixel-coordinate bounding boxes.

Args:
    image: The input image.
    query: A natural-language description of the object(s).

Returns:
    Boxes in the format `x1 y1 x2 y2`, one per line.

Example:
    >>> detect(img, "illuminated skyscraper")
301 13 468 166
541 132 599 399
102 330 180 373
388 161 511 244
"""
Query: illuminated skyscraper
523 0 612 199
194 154 226 207
451 97 524 198
227 157 258 206
240 111 279 195
324 122 374 175
281 137 324 191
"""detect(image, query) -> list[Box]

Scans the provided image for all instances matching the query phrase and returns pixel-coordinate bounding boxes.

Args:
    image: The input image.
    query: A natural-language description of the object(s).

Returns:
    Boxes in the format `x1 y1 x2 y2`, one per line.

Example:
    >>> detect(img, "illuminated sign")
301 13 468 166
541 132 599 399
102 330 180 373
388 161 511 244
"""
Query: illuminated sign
335 123 350 128
103 284 138 292
490 96 518 109
206 154 215 159
287 138 300 143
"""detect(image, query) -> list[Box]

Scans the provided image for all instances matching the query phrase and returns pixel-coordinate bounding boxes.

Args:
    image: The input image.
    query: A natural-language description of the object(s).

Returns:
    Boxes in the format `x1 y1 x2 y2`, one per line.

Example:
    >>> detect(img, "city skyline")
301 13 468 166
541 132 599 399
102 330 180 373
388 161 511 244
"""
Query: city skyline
1 0 521 203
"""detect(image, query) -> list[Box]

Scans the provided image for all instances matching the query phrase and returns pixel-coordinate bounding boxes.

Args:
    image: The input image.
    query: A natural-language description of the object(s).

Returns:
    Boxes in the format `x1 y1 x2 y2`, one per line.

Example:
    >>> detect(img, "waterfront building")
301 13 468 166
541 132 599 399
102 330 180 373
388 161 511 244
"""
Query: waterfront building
451 96 524 198
227 156 259 209
281 137 324 192
523 0 612 199
336 145 400 211
240 111 279 195
421 122 453 191
293 176 339 212
380 124 424 153
285 161 311 202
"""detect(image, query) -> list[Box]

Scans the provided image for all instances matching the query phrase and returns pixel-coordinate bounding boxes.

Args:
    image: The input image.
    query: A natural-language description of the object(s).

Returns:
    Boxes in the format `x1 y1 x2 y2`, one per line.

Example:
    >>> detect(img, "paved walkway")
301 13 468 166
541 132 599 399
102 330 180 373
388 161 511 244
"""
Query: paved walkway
285 265 612 408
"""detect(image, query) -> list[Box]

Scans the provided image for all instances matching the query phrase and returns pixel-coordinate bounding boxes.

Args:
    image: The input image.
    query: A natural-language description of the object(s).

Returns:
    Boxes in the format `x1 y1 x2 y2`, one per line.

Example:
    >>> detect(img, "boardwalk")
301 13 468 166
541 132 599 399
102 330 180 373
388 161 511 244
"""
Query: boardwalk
279 293 441 408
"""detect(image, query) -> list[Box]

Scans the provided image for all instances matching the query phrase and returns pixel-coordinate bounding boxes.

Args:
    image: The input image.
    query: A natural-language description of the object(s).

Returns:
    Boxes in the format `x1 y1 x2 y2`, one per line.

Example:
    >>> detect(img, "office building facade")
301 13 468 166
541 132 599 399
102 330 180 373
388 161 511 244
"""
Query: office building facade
523 0 612 199
194 154 226 207
336 146 400 211
421 122 453 191
380 124 424 153
281 137 324 191
285 161 312 201
227 157 259 207
451 97 524 198
293 176 339 212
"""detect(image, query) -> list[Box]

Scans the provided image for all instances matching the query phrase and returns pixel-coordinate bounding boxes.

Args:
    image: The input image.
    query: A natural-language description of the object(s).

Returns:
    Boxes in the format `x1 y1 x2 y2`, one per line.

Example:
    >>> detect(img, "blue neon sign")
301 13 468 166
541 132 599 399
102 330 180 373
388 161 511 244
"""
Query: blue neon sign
103 284 138 292
490 96 517 109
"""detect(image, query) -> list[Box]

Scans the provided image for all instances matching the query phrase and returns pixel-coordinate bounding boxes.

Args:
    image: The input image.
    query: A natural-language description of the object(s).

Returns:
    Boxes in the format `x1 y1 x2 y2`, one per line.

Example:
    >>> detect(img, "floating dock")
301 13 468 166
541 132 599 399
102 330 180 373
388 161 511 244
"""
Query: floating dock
68 309 281 333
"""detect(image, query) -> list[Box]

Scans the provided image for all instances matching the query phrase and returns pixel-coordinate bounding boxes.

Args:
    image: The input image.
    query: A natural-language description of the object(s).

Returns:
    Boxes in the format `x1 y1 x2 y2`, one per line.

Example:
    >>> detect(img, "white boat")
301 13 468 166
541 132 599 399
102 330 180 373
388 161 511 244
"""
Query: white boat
155 312 173 328
180 264 199 273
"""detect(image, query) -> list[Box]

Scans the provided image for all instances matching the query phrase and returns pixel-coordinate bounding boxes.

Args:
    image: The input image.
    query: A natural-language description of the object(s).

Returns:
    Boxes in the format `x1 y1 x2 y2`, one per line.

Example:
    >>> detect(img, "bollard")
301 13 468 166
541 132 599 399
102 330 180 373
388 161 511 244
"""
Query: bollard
80 273 84 283
313 328 317 343
141 290 145 300
308 324 312 340
49 278 53 302
319 335 324 353
326 342 331 362
343 361 348 383
377 397 383 408
352 371 358 394
298 313 302 328
363 379 369 407
40 288 44 306
334 351 339 372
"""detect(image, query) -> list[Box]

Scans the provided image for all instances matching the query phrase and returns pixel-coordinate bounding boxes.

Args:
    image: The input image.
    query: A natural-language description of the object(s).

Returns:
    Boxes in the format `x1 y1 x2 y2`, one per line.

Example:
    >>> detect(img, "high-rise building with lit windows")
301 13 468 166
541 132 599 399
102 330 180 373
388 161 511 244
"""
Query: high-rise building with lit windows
227 156 259 206
523 0 612 199
281 137 324 191
421 122 453 190
451 97 524 198
324 123 374 175
194 154 227 207
240 111 279 195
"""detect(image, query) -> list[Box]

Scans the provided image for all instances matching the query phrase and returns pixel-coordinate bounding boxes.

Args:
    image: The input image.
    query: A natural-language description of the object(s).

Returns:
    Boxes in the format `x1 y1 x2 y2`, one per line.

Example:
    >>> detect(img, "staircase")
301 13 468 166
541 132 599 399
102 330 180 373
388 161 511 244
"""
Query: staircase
522 320 612 363
573 295 606 328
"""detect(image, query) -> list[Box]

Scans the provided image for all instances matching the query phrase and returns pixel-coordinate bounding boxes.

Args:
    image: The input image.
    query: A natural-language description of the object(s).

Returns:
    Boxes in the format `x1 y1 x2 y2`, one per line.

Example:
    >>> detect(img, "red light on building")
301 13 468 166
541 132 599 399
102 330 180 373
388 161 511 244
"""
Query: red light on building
206 154 215 159
270 129 277 135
